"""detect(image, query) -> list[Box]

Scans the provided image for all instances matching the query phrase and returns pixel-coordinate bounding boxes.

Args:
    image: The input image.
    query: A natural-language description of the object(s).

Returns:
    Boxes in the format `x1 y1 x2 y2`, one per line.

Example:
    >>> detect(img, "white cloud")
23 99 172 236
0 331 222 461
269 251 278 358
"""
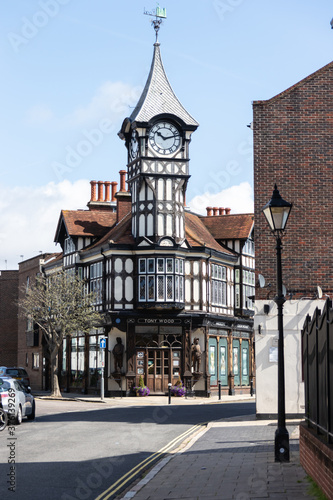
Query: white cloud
0 180 254 271
188 182 254 215
63 81 142 128
0 180 90 270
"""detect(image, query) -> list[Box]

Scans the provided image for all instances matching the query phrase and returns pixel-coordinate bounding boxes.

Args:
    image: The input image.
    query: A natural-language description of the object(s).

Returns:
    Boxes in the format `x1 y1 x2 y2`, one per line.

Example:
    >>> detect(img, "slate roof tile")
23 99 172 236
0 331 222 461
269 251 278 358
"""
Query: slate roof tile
129 43 198 127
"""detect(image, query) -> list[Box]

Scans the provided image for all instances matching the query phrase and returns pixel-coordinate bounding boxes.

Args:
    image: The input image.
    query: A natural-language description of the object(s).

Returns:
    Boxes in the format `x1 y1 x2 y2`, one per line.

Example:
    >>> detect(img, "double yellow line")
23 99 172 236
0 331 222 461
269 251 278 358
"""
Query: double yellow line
95 422 207 500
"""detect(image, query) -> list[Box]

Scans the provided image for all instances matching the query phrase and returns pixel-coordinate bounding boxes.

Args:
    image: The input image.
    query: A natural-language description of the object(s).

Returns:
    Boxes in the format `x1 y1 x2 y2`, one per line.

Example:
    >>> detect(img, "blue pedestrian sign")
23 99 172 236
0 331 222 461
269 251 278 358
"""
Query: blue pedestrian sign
100 338 106 349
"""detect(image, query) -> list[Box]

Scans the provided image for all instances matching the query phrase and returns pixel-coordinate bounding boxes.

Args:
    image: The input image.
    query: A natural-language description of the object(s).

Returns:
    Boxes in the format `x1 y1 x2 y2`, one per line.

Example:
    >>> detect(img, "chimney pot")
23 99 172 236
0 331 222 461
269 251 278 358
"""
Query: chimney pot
206 207 213 216
90 180 97 202
213 207 219 216
225 207 231 215
111 181 118 202
97 181 104 202
219 207 225 215
119 170 127 192
104 181 111 202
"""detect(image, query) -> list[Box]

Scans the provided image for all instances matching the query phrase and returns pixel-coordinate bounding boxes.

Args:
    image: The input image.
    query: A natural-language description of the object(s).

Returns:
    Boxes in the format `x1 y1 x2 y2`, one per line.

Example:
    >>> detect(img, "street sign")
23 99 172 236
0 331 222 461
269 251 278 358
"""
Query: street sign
100 338 106 349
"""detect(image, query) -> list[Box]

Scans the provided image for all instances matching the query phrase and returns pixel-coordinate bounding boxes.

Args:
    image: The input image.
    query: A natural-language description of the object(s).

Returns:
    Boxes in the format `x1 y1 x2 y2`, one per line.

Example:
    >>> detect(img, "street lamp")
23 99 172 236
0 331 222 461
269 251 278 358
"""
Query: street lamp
262 184 292 463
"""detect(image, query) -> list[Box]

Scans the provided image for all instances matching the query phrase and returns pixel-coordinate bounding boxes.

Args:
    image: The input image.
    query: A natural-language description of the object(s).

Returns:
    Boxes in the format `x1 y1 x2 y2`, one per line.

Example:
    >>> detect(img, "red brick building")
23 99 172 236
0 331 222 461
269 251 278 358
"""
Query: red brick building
17 254 60 391
253 60 333 491
253 61 333 299
0 270 19 366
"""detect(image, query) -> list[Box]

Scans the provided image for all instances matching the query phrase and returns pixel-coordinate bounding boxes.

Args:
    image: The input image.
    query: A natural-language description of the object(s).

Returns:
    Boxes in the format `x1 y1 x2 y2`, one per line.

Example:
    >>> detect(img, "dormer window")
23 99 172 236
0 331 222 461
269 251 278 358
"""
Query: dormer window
64 237 75 255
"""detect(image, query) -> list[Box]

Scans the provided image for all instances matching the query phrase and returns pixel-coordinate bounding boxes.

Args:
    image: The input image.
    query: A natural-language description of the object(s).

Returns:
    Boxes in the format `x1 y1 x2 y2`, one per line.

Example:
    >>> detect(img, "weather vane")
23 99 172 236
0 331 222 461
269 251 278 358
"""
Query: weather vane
144 4 167 42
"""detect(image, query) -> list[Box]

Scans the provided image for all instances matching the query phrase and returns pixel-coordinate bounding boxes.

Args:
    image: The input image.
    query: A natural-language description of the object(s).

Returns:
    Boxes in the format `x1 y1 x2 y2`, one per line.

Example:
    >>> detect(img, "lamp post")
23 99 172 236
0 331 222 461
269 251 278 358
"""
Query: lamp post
262 184 292 463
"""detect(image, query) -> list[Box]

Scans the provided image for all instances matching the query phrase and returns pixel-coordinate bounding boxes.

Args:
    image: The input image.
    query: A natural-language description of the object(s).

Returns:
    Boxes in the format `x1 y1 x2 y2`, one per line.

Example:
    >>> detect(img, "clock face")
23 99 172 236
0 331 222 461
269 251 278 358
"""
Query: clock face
129 129 139 160
148 121 181 155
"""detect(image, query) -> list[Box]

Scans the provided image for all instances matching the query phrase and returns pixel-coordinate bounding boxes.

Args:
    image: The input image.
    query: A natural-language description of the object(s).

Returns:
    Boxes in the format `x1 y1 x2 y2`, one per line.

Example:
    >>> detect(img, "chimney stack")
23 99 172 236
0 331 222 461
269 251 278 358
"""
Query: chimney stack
88 180 116 212
115 170 131 223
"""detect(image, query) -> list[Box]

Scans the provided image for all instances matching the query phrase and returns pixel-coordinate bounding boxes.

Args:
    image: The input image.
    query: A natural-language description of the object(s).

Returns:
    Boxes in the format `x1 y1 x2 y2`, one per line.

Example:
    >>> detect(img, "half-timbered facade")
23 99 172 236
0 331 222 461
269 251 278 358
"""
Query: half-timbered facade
44 33 255 397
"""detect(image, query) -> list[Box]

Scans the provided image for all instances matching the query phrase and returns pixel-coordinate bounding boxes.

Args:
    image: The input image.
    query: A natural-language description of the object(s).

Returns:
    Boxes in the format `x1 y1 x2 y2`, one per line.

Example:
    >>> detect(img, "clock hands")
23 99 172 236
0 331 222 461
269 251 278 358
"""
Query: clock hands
156 131 179 140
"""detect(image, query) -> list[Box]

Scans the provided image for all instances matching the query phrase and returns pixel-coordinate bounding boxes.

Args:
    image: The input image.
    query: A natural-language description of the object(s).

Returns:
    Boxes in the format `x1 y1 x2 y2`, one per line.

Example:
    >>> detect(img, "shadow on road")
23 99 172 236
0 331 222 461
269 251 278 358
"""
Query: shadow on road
35 401 256 426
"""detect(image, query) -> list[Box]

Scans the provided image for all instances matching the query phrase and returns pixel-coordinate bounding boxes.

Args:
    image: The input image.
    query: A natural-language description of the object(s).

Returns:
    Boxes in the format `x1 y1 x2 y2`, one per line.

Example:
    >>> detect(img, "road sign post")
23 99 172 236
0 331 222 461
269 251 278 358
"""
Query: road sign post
100 338 106 401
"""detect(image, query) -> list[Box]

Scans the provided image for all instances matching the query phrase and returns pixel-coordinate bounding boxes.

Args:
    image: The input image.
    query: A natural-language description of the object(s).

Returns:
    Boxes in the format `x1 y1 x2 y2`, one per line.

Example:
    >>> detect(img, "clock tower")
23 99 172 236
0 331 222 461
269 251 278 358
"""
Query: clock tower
118 28 198 246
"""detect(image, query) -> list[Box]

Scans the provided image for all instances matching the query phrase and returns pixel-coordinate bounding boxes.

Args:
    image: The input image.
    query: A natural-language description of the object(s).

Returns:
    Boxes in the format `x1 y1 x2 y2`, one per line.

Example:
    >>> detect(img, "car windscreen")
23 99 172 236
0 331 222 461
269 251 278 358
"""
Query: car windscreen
6 369 19 377
0 380 11 392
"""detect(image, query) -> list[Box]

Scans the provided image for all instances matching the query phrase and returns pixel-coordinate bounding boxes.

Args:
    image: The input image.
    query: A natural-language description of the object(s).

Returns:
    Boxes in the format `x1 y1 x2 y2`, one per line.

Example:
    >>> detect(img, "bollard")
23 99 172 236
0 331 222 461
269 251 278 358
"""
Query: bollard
250 379 254 397
168 382 172 404
218 380 221 400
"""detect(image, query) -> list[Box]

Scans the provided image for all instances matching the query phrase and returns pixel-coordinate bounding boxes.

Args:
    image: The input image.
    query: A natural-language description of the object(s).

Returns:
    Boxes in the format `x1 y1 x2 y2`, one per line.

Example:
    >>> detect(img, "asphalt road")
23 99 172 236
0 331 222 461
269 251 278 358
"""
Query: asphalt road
0 399 255 500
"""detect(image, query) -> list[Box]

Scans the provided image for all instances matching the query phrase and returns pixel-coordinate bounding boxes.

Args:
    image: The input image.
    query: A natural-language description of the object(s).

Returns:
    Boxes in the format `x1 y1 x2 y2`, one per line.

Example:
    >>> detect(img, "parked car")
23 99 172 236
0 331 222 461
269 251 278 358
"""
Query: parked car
0 377 35 424
0 367 30 388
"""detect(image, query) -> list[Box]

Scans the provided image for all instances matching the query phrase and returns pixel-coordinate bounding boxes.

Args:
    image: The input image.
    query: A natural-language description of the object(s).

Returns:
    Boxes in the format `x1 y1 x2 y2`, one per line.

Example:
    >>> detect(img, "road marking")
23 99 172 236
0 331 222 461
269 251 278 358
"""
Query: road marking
95 422 207 500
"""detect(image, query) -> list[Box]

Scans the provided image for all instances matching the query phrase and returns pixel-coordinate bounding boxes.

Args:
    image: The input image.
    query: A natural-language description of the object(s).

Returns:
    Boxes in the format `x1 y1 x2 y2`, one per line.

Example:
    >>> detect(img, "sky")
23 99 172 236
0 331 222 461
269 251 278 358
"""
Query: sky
1 0 333 269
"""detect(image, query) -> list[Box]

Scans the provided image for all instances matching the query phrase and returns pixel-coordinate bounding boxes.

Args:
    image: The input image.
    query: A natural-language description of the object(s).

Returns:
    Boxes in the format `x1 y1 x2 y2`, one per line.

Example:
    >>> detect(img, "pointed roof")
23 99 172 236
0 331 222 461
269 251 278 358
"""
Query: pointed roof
128 42 198 128
54 210 117 243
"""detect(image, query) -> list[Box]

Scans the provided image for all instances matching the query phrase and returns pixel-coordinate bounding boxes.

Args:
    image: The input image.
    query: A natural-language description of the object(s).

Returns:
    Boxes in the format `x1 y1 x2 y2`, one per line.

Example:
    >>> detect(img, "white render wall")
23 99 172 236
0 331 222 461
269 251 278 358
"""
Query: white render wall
254 299 325 417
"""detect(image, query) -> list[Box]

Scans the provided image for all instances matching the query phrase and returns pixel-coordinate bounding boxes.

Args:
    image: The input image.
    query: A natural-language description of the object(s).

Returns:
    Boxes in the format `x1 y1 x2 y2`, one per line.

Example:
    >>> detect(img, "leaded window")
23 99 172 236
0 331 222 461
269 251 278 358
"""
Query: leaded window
211 263 227 306
90 261 103 306
138 257 184 302
64 237 75 255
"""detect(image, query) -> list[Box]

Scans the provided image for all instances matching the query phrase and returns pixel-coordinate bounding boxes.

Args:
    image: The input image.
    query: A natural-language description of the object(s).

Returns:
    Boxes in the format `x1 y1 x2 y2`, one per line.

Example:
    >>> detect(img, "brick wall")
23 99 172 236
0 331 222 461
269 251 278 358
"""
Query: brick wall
17 256 51 390
300 423 333 500
253 61 333 299
0 270 19 366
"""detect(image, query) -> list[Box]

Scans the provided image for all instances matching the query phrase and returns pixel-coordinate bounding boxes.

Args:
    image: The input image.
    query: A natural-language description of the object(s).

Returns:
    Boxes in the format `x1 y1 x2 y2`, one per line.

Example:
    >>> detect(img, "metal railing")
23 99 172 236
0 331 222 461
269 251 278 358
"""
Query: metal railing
302 298 333 443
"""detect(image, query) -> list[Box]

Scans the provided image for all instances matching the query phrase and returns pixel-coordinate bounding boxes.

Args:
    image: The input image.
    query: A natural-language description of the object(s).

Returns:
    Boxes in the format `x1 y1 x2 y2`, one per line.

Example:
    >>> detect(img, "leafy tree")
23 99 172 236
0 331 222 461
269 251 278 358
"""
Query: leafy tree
19 270 101 397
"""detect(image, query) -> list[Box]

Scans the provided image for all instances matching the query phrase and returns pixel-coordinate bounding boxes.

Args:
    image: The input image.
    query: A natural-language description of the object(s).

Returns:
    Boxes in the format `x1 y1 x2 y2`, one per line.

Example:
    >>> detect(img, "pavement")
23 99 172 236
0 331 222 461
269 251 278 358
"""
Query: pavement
34 392 316 499
118 416 316 500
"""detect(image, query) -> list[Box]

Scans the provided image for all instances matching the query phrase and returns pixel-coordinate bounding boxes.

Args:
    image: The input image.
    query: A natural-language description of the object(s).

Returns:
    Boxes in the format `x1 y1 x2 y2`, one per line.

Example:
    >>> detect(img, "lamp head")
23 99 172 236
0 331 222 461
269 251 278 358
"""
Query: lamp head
262 184 292 233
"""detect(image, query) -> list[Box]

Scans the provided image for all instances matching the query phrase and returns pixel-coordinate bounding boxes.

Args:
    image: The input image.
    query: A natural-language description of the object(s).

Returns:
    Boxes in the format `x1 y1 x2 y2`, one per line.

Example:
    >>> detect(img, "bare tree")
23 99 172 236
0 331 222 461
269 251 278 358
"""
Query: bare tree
20 271 101 397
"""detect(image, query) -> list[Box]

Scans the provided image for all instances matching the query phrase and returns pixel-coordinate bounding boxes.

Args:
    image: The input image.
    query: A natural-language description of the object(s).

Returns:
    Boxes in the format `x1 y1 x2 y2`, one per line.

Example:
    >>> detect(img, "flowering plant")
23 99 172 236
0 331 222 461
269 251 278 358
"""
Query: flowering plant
133 375 150 397
171 378 186 397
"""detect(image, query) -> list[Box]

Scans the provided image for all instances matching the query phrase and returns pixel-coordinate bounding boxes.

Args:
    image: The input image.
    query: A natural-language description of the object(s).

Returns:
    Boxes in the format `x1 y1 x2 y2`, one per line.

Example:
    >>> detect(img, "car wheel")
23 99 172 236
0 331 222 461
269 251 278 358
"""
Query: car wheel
0 409 8 431
27 402 35 421
15 405 22 425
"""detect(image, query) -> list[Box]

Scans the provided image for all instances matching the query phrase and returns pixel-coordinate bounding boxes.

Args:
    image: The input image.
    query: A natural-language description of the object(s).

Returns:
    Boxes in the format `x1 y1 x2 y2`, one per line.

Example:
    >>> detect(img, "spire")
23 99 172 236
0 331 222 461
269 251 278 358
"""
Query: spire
128 41 198 128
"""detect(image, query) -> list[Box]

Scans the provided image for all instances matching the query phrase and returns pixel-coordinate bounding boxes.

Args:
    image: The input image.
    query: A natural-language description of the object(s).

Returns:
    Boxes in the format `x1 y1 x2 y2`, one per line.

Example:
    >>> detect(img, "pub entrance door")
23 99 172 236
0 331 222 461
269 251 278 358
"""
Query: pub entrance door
134 325 183 394
147 348 181 393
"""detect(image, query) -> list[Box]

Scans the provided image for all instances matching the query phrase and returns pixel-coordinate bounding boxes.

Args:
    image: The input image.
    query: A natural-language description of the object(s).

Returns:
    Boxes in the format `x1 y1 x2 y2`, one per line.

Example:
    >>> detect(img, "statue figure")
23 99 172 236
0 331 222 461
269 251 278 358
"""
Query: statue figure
191 338 202 373
112 337 124 372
